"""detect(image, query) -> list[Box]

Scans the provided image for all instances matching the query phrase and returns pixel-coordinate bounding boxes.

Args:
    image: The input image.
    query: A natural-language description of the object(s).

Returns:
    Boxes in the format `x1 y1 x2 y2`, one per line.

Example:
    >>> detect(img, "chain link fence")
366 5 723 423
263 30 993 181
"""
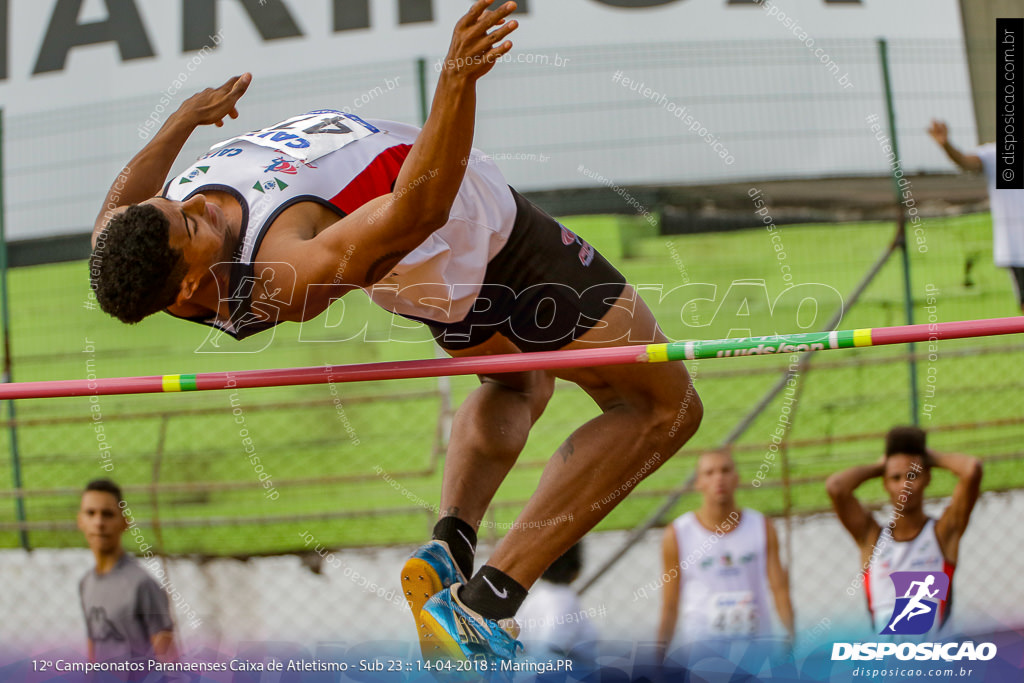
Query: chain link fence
1 35 1022 667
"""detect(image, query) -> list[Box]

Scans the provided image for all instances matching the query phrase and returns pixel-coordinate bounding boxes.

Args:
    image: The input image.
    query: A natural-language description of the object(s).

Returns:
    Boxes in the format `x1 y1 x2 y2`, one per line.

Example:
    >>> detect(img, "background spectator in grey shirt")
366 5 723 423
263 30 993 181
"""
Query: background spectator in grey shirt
77 479 176 664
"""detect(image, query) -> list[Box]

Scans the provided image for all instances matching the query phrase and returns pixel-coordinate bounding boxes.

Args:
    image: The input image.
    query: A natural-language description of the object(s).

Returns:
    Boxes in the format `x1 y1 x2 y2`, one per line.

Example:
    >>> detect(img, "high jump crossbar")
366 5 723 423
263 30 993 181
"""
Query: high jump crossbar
1 317 1021 401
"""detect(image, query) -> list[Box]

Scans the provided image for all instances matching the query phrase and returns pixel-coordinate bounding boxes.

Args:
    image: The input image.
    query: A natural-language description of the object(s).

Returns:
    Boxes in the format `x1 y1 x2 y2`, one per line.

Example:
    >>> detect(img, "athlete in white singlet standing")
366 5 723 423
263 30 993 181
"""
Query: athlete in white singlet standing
657 450 794 662
826 426 983 634
89 1 702 666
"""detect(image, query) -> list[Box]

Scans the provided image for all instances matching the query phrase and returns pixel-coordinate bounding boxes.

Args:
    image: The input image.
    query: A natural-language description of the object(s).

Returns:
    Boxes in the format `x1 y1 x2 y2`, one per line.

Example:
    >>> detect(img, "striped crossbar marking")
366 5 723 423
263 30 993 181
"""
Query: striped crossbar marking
646 344 669 364
853 328 873 347
0 317 1019 401
161 374 198 392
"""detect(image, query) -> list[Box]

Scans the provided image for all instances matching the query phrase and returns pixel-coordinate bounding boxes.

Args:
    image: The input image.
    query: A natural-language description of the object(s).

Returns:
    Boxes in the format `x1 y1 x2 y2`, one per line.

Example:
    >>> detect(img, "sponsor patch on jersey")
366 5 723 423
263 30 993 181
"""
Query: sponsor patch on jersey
178 166 210 184
264 157 300 175
253 178 289 193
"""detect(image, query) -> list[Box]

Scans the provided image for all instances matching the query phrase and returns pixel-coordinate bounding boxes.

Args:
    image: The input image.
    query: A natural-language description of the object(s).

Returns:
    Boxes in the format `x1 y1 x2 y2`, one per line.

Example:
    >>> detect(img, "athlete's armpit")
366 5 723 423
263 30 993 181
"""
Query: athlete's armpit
365 251 407 285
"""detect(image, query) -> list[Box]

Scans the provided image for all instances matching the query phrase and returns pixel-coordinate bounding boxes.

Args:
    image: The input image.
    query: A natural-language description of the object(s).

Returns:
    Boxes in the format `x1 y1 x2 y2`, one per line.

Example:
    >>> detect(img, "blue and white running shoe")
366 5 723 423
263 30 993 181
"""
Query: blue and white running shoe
401 541 467 655
420 583 524 666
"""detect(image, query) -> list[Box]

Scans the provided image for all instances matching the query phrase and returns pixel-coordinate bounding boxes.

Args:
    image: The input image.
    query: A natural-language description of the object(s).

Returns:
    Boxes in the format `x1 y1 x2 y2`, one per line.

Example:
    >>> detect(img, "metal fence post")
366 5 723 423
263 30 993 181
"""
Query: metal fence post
0 107 29 549
878 38 920 425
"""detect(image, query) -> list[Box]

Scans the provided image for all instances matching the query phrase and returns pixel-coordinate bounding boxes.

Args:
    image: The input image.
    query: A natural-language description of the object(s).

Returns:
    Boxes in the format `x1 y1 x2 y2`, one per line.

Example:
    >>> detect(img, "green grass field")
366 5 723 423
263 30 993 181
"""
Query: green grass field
1 211 1021 555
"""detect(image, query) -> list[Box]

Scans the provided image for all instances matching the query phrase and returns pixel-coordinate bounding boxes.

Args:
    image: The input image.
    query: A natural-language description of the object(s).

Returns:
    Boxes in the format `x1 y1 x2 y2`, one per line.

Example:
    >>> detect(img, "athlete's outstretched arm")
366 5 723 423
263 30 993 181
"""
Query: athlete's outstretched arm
927 120 983 173
764 519 795 640
92 73 252 244
825 460 884 547
272 1 520 303
656 524 681 664
933 450 982 562
383 0 519 255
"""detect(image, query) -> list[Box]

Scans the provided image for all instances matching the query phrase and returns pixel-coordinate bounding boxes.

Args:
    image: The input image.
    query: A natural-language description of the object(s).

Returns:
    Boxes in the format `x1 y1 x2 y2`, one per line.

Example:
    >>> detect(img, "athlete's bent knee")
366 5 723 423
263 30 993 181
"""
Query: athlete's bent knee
656 383 703 452
529 371 555 422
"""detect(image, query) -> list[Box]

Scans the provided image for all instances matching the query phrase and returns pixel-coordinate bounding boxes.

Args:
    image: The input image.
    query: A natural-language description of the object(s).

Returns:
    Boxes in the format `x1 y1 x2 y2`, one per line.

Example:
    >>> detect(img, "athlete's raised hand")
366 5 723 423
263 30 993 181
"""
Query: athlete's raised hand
179 73 252 128
926 118 982 172
441 1 519 81
927 119 949 147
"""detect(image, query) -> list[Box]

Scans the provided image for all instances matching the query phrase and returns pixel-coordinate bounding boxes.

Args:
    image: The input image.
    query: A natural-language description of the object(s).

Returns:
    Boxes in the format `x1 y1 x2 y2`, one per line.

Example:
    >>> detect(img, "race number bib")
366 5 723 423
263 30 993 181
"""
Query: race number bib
211 110 379 162
709 591 758 637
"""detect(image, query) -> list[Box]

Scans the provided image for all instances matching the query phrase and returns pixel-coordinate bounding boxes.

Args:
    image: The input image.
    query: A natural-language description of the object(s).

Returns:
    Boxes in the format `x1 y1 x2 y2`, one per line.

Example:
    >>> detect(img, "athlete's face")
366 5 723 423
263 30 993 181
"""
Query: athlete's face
148 194 228 271
112 194 230 305
77 491 127 555
883 454 930 509
696 451 739 504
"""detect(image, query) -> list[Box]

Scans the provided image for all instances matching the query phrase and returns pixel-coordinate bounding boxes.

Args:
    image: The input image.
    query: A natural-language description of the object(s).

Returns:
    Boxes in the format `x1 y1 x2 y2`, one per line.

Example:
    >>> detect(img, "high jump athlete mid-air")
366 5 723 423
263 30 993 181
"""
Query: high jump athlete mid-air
90 1 702 663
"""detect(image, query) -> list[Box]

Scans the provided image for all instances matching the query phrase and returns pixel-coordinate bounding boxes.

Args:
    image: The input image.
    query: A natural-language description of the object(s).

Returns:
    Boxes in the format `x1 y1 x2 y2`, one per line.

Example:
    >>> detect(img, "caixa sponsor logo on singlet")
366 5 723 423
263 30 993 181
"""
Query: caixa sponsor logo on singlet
201 148 244 160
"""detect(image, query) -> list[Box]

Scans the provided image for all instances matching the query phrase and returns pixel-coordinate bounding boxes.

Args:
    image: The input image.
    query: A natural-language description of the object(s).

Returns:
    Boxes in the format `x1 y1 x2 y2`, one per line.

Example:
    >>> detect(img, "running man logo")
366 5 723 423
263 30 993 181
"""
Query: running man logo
882 571 950 635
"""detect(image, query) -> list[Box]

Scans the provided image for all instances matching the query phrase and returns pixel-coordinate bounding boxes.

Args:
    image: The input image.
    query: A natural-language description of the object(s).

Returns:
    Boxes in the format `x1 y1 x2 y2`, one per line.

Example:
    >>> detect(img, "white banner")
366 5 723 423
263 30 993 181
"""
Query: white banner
0 0 965 115
0 0 974 240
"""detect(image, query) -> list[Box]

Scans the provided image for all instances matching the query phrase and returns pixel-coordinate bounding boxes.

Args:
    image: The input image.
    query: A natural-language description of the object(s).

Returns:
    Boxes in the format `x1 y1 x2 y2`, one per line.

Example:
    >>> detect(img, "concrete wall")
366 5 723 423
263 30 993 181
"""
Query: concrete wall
2 489 1020 660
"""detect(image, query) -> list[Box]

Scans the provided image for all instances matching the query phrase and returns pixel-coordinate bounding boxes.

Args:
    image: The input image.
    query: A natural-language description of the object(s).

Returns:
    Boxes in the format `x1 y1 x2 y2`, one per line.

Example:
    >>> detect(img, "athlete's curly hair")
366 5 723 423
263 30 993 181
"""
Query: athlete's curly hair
885 425 930 468
90 204 188 324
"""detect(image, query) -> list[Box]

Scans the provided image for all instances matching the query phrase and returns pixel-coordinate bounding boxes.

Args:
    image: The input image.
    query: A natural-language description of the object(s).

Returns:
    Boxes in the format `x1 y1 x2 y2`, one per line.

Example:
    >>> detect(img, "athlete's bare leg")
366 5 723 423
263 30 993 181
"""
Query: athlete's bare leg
441 285 701 588
439 336 554 529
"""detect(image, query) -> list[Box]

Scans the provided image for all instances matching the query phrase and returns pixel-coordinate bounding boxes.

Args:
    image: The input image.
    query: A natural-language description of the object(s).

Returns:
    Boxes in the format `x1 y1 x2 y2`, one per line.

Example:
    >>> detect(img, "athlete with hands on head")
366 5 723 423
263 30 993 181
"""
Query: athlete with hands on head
826 426 982 634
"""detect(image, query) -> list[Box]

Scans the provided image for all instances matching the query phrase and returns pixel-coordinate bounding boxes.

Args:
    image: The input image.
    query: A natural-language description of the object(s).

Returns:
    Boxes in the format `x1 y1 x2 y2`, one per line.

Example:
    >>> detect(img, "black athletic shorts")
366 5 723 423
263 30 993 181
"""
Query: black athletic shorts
1010 266 1024 307
408 189 628 353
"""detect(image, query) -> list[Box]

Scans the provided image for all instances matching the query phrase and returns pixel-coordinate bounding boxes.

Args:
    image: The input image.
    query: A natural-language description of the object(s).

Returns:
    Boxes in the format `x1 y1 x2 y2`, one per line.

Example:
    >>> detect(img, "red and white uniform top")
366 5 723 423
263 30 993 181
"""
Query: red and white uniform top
671 509 776 645
864 518 955 634
163 110 516 339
